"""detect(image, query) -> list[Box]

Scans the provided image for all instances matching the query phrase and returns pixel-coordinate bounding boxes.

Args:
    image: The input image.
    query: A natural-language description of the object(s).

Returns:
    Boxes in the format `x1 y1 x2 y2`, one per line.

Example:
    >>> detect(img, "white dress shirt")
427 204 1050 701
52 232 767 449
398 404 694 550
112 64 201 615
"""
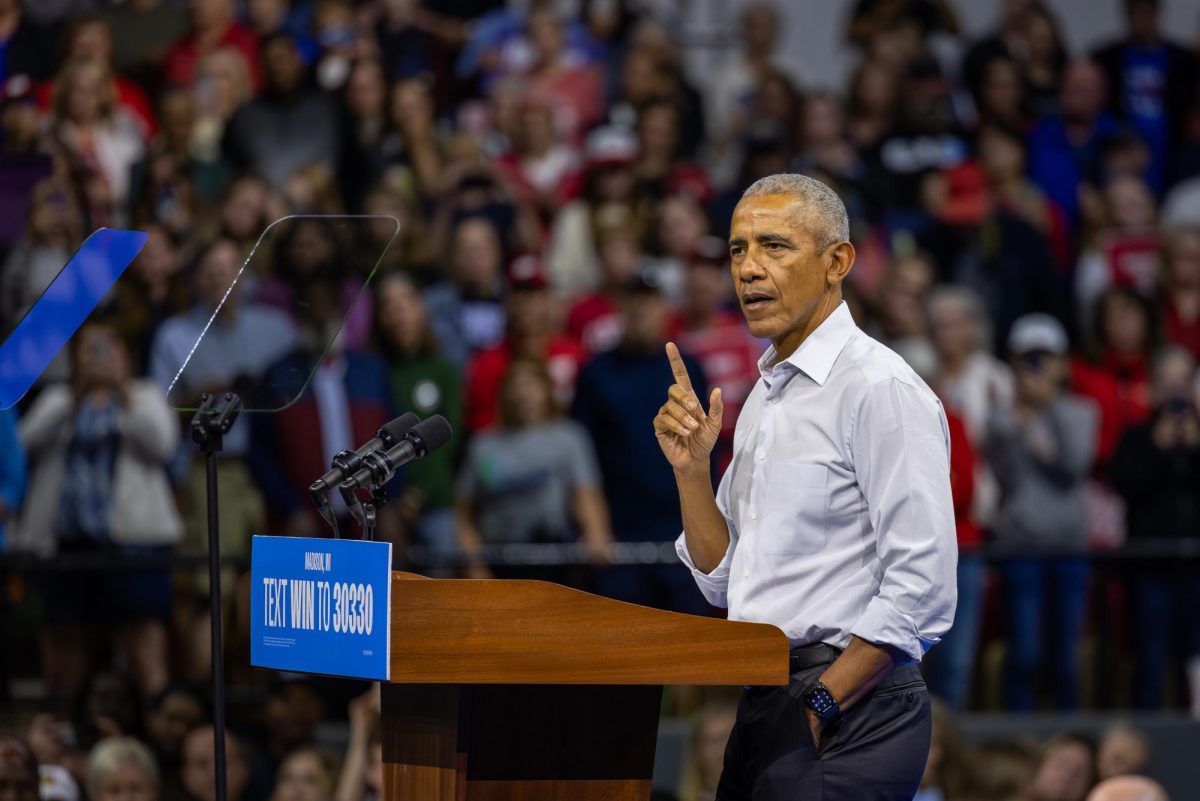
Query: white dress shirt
676 302 957 662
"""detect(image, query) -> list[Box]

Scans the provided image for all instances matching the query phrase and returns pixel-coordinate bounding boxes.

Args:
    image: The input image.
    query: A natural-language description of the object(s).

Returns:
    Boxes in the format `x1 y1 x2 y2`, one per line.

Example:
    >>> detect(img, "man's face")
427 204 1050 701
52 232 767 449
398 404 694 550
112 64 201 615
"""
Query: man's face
1060 62 1104 122
1126 0 1158 42
182 729 247 801
506 289 551 338
740 5 776 53
263 38 303 95
728 194 841 353
620 292 668 349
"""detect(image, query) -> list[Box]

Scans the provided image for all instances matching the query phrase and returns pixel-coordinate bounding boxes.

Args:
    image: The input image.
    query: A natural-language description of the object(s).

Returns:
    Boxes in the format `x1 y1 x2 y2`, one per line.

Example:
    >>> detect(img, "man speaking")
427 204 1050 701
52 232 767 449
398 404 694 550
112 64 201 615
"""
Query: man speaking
655 174 956 799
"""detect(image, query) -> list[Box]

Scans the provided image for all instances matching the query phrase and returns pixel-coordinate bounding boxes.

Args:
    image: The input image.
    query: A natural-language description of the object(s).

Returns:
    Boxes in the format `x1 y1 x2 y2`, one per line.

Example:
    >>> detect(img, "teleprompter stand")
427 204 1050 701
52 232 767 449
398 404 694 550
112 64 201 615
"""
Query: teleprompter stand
190 392 242 801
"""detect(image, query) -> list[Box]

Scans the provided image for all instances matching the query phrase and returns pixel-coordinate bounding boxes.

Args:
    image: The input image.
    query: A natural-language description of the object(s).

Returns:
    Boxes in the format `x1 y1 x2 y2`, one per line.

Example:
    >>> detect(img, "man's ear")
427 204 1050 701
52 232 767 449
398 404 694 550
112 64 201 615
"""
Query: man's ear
826 241 855 287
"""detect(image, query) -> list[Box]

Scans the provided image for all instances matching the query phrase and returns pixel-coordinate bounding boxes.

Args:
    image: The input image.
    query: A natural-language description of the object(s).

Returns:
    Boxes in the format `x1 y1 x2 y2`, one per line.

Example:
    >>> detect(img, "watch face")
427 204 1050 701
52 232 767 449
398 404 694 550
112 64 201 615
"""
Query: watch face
805 685 839 721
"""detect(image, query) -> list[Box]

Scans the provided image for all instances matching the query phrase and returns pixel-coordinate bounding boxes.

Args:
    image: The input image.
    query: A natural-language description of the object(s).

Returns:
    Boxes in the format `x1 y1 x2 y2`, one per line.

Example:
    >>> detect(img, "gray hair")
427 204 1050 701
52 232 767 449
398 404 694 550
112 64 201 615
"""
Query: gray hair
926 285 992 354
87 737 159 796
741 173 850 247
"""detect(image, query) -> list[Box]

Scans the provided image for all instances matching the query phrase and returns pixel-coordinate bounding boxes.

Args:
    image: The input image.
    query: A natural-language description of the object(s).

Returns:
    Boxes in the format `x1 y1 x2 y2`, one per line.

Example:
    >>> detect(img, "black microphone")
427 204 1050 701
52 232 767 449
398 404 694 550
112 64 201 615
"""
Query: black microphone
309 412 420 493
342 415 452 490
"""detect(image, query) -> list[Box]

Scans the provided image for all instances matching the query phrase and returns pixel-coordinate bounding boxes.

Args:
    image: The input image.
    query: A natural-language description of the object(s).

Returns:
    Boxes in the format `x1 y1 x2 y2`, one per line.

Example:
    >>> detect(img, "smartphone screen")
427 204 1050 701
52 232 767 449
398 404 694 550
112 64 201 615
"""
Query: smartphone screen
0 228 147 409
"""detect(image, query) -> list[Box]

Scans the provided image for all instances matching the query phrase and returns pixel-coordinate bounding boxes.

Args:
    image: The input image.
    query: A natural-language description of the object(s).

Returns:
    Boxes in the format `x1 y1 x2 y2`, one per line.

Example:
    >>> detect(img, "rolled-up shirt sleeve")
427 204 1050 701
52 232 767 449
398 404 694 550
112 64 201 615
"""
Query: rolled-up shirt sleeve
848 377 958 662
674 466 738 608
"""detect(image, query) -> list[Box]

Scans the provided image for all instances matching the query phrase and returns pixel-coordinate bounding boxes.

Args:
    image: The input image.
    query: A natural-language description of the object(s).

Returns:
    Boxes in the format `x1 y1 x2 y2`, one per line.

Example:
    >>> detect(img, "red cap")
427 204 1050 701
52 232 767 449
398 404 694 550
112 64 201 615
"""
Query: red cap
507 254 548 291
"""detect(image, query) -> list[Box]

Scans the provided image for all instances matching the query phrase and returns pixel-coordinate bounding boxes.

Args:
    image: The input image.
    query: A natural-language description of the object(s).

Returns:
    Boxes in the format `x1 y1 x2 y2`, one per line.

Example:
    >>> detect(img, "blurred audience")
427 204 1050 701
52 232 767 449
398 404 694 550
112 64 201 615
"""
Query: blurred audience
14 322 180 699
572 267 709 613
1096 723 1151 782
1111 347 1200 708
86 736 159 801
675 704 735 801
2 2 1200 795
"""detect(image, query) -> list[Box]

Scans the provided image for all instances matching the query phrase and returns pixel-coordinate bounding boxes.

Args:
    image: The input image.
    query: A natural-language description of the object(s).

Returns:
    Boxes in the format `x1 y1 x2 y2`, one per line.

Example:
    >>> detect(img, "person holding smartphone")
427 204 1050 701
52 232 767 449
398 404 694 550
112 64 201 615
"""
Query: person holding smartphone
985 313 1099 710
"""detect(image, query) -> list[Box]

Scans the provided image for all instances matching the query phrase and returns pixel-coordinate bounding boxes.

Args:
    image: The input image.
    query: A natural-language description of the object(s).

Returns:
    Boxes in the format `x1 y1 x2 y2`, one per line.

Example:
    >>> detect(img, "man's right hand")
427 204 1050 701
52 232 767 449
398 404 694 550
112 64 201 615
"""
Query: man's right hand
654 342 723 474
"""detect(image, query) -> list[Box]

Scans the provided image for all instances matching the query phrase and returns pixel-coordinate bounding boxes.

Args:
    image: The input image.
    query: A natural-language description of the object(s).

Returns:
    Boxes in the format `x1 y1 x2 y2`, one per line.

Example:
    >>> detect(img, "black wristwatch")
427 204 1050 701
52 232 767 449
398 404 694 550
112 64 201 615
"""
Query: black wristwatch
803 681 842 726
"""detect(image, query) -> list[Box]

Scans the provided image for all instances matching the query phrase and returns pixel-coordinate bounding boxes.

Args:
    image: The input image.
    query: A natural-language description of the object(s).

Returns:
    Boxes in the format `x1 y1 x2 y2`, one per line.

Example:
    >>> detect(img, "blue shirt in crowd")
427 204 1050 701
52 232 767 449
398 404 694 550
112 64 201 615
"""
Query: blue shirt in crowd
1027 111 1119 229
571 345 708 542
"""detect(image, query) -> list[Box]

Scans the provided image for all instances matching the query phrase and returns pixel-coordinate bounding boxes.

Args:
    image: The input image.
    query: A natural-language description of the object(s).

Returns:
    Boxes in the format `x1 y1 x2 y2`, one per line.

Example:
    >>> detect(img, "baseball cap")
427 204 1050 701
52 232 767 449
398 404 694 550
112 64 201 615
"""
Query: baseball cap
507 254 548 291
585 125 638 167
1008 313 1069 355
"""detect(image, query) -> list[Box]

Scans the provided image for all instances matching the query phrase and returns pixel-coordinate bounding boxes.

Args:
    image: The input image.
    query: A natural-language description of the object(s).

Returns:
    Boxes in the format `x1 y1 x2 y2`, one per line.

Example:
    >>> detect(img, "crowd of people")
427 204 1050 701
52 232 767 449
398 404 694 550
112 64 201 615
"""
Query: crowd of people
2 0 1200 796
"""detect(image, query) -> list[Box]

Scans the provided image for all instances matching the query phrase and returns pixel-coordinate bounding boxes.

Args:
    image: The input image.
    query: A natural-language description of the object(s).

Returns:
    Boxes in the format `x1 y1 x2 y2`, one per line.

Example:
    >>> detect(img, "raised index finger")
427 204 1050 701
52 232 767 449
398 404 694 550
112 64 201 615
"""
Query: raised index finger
665 342 695 394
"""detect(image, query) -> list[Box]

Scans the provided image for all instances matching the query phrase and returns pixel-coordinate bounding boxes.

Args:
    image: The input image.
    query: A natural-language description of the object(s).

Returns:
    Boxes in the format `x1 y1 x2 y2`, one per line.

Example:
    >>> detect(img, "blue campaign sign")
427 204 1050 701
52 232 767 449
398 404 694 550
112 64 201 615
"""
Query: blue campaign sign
250 535 392 681
0 228 147 410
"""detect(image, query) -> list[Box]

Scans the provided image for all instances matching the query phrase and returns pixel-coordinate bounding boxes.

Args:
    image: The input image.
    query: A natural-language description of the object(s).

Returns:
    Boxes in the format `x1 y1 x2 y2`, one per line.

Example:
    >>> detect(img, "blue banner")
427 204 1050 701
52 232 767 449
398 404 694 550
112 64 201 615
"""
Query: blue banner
250 535 392 681
0 228 146 410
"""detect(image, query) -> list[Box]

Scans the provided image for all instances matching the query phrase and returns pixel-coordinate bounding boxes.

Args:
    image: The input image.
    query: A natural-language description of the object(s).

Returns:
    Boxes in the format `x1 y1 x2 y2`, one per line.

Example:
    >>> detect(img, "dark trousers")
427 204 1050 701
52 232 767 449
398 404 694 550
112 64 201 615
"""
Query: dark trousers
717 648 931 801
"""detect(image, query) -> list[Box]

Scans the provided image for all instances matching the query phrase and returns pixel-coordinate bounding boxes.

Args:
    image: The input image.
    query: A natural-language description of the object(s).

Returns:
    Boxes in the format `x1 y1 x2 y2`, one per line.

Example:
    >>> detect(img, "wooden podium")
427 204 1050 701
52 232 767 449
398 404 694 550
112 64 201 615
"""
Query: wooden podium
381 572 789 801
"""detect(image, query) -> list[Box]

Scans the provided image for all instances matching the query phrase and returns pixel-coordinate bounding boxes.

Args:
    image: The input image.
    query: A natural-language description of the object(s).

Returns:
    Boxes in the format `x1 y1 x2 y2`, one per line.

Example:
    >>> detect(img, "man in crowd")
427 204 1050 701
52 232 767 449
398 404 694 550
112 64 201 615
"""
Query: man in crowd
573 265 709 614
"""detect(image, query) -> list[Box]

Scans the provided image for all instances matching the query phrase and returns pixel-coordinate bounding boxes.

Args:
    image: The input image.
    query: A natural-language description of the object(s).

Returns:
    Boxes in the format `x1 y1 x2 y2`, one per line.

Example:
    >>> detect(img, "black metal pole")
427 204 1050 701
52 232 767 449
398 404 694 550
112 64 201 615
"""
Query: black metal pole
191 392 239 801
205 449 228 801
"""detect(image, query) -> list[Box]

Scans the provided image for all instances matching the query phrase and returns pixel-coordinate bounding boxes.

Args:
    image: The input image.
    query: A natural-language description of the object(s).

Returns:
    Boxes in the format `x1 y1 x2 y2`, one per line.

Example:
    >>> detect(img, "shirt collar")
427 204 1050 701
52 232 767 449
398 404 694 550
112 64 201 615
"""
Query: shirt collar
757 301 857 387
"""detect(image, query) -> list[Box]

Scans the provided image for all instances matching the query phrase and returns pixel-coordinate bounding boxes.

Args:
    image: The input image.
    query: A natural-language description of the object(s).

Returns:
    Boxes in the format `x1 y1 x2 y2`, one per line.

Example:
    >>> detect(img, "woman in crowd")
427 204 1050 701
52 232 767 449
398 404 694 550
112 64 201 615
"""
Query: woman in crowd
1072 286 1156 473
337 58 390 212
971 55 1028 132
272 747 340 801
457 358 612 579
374 272 462 565
1160 226 1200 360
547 124 647 297
1 178 85 338
51 59 146 227
104 222 190 373
1022 733 1097 801
14 320 182 699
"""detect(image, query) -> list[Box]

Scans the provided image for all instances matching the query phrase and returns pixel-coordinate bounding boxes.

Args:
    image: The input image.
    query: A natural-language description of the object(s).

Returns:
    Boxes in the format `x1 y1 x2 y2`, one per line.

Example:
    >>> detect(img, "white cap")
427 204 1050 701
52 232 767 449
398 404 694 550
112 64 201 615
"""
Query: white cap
585 125 638 165
39 765 80 801
1008 313 1069 355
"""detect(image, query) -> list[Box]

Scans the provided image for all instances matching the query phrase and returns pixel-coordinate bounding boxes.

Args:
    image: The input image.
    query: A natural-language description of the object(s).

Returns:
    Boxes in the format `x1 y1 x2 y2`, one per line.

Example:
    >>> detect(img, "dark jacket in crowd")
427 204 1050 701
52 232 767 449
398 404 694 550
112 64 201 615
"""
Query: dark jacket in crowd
1111 410 1200 540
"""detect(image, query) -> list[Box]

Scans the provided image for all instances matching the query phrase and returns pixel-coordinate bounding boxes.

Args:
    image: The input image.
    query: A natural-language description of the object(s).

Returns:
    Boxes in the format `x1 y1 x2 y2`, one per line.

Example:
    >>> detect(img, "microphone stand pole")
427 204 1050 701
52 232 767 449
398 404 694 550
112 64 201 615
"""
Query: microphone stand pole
190 392 242 801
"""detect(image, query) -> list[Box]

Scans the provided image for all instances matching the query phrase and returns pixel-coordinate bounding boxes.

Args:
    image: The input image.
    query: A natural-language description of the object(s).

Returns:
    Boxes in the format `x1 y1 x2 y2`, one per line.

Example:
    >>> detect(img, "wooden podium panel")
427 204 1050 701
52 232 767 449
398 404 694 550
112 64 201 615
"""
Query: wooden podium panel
388 574 788 686
382 683 662 801
374 573 790 801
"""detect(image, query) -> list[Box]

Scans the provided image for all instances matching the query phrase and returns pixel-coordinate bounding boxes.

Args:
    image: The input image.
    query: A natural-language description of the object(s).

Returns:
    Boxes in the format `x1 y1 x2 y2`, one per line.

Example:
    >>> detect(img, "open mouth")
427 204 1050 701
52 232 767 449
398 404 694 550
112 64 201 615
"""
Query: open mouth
742 292 775 311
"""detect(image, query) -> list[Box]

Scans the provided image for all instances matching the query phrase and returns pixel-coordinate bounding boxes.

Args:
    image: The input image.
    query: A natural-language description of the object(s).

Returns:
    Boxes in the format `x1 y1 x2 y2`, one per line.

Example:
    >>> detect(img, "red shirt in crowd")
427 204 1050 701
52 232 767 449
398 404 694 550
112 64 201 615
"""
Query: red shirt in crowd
945 408 982 552
464 337 587 432
1071 351 1152 468
1163 298 1200 361
566 292 622 356
162 21 262 91
667 310 762 473
36 75 159 140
